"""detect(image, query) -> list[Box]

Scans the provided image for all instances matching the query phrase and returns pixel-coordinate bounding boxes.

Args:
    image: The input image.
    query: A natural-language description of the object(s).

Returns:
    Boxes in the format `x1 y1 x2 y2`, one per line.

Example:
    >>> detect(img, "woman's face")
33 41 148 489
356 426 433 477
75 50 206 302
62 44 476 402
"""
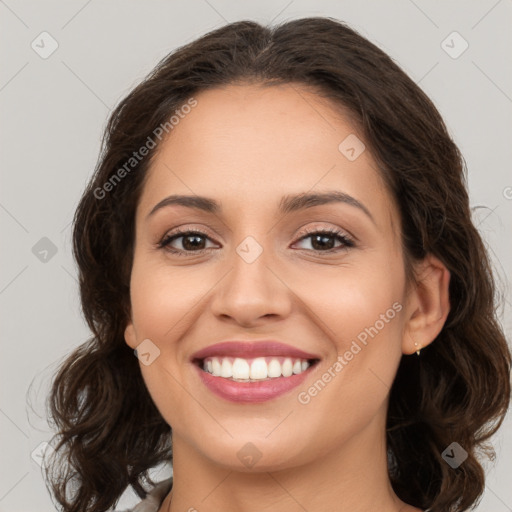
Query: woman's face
125 83 415 471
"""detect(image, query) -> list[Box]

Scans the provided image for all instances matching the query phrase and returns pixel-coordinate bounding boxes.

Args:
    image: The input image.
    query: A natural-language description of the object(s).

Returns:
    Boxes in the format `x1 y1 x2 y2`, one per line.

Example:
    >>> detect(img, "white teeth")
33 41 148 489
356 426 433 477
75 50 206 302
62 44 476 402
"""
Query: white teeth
221 358 233 378
267 358 282 378
232 358 250 380
212 357 221 375
202 356 313 381
250 358 268 379
282 358 293 377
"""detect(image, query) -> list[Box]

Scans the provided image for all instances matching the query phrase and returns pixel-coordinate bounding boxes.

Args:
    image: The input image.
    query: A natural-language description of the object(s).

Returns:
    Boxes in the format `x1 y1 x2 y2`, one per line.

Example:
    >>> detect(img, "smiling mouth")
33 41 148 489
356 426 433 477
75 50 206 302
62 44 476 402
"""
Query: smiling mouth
193 356 320 382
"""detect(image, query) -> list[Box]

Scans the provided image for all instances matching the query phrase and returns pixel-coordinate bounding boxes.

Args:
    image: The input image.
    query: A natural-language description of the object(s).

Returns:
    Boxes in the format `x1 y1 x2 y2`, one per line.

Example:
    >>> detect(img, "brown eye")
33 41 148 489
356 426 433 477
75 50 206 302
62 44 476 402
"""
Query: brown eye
293 228 355 253
158 230 217 256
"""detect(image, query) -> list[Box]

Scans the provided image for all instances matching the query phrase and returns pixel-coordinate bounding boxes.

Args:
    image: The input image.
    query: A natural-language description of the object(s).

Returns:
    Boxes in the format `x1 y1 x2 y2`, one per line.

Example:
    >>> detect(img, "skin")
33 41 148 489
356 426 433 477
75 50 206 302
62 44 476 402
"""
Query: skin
124 83 451 512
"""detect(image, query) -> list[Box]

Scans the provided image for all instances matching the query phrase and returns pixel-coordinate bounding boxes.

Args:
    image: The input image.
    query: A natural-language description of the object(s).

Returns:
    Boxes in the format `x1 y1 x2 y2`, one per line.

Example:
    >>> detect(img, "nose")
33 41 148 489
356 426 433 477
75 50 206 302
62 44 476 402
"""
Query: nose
209 242 293 327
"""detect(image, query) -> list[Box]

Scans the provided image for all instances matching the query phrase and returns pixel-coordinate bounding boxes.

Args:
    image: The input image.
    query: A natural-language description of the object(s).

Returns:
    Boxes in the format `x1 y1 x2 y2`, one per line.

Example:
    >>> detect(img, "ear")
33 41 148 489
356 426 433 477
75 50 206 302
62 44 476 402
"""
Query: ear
402 253 451 355
124 321 138 350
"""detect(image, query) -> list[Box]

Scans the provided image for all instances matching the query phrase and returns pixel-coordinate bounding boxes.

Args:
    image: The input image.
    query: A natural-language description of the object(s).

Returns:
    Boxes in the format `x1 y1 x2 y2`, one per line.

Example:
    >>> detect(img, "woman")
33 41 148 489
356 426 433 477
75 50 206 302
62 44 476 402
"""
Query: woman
44 17 511 512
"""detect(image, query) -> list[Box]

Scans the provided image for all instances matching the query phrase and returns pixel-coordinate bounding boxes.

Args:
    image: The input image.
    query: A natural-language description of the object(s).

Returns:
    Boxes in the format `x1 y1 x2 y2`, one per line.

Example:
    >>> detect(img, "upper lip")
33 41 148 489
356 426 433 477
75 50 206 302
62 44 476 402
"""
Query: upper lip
191 340 320 361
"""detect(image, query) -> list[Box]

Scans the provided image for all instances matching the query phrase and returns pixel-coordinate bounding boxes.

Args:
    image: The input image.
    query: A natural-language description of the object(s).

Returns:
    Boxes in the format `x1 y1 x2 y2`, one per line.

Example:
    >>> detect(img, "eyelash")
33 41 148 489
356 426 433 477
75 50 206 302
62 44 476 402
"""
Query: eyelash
157 226 355 257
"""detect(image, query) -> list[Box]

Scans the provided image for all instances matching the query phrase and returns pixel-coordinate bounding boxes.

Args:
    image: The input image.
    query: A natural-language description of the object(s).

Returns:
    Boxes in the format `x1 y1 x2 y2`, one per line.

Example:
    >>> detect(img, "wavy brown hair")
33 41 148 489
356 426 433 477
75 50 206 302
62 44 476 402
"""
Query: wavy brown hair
43 17 511 512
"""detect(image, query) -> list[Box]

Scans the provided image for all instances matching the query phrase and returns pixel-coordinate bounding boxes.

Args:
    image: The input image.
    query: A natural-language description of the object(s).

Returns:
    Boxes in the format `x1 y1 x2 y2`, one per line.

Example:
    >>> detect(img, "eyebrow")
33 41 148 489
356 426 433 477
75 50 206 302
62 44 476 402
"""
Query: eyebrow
147 191 375 224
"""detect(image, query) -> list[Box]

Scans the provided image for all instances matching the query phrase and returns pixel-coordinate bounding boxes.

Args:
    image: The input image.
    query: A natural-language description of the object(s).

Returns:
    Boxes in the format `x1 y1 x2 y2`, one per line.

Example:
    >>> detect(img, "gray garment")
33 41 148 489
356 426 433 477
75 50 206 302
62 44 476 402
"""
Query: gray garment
114 478 173 512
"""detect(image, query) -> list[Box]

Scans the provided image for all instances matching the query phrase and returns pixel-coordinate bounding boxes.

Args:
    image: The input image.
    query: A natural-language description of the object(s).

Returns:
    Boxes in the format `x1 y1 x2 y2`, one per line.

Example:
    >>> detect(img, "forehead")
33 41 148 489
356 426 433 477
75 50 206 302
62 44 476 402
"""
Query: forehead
138 83 397 234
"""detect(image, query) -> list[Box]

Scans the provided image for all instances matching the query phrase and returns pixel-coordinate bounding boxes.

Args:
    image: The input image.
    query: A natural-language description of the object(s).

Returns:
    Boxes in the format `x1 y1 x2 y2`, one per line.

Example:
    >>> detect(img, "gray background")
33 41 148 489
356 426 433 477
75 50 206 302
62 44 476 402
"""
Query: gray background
1 1 511 511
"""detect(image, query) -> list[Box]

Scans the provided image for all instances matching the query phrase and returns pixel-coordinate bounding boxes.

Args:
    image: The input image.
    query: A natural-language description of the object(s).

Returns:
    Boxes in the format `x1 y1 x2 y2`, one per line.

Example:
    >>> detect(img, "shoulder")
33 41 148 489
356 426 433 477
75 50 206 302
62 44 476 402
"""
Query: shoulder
113 477 173 512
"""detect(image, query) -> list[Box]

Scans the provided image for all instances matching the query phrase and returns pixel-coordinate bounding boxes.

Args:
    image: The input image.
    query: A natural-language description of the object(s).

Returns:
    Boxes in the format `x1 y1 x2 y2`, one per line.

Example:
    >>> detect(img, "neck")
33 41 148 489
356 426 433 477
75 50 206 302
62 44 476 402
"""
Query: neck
161 410 420 512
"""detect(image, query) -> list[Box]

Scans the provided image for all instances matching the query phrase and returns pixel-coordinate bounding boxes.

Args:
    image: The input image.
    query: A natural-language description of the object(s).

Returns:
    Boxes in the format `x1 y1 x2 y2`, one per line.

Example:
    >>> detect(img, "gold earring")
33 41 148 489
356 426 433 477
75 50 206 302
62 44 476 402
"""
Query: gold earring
414 342 422 356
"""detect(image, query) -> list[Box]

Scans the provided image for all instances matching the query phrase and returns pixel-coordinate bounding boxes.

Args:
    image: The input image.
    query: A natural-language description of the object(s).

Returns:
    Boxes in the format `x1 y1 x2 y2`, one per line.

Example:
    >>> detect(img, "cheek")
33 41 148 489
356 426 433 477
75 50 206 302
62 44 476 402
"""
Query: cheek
128 258 204 426
286 255 405 343
129 258 206 344
291 256 406 397
290 272 405 450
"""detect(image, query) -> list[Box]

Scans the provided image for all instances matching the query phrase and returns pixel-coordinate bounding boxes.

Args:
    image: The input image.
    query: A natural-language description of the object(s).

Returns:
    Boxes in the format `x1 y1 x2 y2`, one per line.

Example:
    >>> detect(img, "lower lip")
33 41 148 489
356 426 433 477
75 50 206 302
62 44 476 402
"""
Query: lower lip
194 364 314 403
